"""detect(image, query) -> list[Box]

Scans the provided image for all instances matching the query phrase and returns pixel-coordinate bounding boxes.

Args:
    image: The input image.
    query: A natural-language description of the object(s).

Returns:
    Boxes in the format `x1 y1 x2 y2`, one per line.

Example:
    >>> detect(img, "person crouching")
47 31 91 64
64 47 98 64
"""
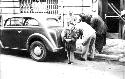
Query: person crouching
75 15 96 61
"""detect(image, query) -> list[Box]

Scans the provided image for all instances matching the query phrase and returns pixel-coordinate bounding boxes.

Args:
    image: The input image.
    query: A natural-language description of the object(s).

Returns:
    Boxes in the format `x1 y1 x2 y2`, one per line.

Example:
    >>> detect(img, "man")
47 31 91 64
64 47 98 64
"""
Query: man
75 16 96 60
80 14 107 53
66 11 77 27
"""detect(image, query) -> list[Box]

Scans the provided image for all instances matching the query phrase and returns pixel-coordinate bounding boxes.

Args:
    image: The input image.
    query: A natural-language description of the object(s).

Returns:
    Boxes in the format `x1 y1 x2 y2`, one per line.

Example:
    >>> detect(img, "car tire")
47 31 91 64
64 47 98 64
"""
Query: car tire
29 41 47 62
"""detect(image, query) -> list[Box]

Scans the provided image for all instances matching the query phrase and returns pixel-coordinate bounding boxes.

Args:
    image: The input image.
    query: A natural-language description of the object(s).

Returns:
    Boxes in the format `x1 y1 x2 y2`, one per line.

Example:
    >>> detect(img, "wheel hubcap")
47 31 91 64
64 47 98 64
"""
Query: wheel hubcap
34 46 42 56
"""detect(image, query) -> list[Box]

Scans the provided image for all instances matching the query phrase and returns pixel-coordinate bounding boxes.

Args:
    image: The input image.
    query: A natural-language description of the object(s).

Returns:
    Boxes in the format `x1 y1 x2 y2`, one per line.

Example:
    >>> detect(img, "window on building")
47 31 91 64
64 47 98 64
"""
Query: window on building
32 0 46 2
42 0 46 2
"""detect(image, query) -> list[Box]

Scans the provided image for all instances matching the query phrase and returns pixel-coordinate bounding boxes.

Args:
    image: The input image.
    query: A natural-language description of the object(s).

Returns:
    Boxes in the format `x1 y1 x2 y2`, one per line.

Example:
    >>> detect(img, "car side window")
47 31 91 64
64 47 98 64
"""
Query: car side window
25 19 39 26
47 18 59 23
47 18 62 27
5 18 24 27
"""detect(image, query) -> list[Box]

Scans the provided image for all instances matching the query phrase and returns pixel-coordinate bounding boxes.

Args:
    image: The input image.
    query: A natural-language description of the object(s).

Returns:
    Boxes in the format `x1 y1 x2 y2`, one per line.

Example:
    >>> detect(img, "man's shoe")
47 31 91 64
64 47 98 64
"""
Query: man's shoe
87 57 94 61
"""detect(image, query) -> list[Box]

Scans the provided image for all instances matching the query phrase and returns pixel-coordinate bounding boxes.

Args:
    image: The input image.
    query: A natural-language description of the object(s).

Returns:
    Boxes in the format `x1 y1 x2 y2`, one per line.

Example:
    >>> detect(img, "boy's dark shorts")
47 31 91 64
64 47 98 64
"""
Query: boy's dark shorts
65 42 76 52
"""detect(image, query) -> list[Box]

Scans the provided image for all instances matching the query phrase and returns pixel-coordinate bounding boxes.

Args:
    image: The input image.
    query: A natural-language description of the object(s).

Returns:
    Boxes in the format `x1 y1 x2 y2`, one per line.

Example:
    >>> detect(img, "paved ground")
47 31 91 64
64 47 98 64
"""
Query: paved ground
0 38 125 79
0 53 125 79
102 38 125 62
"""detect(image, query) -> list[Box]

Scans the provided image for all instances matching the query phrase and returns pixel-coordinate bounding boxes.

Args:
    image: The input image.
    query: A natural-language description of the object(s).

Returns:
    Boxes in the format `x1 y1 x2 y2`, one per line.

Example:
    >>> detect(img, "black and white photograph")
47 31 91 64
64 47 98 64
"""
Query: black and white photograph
0 0 125 79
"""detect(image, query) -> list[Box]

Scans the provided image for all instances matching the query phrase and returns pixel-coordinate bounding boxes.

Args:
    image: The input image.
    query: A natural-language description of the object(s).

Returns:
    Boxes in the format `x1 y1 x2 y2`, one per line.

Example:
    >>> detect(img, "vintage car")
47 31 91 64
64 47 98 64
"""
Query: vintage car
0 14 64 61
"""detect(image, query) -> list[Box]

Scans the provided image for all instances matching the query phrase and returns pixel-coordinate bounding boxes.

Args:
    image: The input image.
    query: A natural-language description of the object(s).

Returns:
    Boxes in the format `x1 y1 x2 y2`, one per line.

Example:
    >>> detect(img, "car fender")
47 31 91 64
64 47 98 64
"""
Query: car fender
0 40 4 48
26 33 59 52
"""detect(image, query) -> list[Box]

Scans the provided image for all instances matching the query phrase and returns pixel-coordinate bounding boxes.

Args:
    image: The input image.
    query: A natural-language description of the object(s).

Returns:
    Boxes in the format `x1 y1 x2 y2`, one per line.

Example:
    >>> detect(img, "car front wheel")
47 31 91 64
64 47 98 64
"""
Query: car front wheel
29 41 47 62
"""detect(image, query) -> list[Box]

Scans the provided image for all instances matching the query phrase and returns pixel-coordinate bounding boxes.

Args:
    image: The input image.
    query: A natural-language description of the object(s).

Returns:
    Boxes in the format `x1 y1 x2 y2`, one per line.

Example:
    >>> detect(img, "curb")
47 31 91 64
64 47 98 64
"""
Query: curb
95 53 125 63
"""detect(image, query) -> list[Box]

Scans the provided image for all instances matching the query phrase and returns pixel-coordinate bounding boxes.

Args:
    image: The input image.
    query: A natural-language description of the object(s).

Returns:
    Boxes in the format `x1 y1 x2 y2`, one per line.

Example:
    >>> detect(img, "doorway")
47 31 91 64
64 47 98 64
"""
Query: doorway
106 0 120 33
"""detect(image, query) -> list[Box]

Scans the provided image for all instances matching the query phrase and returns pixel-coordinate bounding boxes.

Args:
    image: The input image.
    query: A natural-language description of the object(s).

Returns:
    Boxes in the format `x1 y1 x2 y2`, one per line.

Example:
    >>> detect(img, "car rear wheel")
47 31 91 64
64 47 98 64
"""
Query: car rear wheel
30 41 47 62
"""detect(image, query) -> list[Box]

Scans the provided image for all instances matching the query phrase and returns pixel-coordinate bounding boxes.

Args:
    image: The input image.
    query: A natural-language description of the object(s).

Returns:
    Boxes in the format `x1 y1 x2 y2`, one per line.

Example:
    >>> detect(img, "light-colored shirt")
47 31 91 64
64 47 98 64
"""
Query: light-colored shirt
75 22 96 45
75 22 96 38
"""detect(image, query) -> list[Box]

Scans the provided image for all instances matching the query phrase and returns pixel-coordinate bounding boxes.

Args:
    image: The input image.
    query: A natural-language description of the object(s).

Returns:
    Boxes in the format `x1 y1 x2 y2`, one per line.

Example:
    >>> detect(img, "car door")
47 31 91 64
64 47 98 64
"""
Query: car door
19 18 40 49
2 17 23 48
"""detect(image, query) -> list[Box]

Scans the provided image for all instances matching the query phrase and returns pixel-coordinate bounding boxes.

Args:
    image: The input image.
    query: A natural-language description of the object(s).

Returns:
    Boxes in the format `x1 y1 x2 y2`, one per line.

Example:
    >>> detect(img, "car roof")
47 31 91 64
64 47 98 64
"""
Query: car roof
2 13 58 20
2 13 59 24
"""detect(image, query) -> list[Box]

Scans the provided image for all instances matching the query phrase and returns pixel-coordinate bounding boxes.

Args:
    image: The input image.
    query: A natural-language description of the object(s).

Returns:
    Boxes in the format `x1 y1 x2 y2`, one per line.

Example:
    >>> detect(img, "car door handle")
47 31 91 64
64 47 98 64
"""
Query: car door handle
18 30 22 33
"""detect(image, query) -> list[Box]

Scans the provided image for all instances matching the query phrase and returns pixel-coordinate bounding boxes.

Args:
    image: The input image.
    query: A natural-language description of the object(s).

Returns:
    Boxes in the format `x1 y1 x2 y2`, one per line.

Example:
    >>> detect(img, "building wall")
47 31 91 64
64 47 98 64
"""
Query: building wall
0 0 98 28
61 0 98 15
60 0 98 27
0 0 98 15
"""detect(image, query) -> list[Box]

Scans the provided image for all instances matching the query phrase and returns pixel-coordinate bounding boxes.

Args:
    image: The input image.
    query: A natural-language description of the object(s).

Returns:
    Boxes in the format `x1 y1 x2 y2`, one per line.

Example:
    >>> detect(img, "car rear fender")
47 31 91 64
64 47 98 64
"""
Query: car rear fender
26 33 59 52
0 40 4 48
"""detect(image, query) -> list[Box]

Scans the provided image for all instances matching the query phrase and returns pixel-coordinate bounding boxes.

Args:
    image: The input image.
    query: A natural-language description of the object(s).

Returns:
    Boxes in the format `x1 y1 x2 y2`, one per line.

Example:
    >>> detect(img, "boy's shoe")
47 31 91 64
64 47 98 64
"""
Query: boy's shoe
68 62 72 64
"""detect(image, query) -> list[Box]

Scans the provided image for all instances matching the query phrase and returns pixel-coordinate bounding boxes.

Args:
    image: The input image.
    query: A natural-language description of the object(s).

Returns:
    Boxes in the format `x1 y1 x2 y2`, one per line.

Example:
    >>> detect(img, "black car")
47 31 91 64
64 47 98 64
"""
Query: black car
0 15 64 61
